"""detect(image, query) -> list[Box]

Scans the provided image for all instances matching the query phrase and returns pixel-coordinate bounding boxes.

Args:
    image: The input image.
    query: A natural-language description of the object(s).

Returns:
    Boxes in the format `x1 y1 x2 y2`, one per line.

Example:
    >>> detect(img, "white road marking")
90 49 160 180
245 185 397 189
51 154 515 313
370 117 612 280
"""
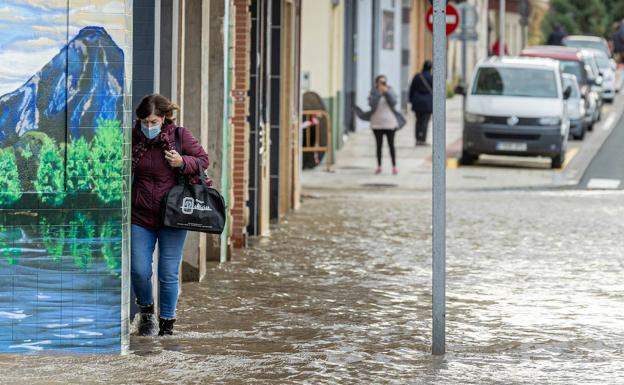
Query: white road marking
587 178 621 189
603 114 617 131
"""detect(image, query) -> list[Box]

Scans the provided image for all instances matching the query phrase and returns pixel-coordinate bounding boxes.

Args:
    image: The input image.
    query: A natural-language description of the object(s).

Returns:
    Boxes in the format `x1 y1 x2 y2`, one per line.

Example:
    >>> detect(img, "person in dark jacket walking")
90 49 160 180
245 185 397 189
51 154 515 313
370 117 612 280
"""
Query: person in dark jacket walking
547 25 567 46
613 20 624 63
355 75 406 174
131 94 210 337
409 61 433 146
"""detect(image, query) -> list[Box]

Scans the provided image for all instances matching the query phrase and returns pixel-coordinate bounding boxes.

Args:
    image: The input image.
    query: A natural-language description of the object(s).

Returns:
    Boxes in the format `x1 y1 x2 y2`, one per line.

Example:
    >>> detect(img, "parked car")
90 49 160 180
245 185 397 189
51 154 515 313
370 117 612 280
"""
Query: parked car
563 73 586 140
579 49 604 121
585 48 617 102
520 46 600 130
563 35 612 62
457 57 571 169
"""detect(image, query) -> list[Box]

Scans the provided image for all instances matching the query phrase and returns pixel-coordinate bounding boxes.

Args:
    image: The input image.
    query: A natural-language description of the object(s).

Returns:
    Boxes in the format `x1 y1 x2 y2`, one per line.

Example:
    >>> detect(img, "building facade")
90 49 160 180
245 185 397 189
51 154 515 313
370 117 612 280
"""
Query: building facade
228 0 303 247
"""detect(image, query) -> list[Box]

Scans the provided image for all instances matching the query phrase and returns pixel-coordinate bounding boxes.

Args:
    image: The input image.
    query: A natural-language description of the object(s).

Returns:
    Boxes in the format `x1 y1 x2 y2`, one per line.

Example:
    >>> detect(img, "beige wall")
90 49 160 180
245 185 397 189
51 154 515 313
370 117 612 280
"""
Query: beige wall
529 0 550 45
410 0 433 77
300 0 344 99
447 0 490 84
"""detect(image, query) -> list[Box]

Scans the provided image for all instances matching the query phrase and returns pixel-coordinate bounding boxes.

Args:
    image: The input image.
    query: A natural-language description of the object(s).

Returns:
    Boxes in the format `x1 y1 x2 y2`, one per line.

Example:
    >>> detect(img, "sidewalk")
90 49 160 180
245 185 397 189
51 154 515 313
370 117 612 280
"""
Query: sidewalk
302 96 464 191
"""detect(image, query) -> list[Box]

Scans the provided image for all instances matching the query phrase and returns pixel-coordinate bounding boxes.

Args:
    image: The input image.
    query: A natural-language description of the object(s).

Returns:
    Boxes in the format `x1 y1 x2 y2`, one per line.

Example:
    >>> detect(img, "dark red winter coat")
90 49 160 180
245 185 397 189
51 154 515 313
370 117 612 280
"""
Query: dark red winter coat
131 123 210 230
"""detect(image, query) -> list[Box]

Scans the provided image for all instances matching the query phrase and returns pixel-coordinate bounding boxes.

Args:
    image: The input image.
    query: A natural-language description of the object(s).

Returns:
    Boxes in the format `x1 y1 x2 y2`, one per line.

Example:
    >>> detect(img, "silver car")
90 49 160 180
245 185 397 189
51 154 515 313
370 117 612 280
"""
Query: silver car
585 48 617 102
563 74 587 140
563 35 612 59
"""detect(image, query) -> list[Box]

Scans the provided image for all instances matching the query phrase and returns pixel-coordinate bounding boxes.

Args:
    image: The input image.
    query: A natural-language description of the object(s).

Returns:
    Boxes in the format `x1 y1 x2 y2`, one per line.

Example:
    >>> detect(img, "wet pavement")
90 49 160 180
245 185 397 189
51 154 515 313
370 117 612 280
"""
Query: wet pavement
2 187 624 384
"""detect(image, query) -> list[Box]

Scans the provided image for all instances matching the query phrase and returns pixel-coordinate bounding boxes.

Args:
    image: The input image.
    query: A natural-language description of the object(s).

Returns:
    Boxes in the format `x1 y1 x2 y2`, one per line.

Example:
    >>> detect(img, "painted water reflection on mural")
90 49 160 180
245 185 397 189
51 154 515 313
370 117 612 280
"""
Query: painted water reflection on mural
0 212 123 353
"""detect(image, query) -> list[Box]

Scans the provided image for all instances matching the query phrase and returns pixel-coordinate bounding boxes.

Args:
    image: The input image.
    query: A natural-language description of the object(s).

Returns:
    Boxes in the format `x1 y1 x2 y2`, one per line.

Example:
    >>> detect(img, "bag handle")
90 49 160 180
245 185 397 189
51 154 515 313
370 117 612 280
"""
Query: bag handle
175 127 208 186
174 127 185 185
419 73 433 95
192 157 208 186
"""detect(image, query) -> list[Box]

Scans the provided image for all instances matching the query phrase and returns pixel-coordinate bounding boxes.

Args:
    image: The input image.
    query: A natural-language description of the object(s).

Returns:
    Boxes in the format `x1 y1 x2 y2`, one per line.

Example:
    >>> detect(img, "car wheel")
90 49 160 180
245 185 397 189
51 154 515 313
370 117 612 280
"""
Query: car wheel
573 125 586 140
551 148 565 169
587 122 594 131
459 151 478 166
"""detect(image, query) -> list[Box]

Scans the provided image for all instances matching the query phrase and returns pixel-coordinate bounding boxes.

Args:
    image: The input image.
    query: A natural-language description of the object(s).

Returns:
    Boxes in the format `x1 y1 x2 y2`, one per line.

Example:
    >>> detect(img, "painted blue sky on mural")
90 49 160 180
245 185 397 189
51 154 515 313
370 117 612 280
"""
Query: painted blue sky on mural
0 0 126 95
0 26 124 143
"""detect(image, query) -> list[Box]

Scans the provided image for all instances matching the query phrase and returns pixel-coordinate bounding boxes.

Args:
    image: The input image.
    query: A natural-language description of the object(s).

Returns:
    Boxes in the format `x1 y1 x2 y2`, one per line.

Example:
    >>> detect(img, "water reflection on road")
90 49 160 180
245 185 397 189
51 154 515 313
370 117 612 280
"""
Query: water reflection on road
2 189 624 384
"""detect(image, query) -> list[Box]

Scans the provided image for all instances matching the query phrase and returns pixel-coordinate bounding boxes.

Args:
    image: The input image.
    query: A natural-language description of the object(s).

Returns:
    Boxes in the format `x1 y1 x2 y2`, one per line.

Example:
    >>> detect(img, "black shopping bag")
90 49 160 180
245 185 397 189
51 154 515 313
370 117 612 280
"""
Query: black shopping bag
161 135 225 234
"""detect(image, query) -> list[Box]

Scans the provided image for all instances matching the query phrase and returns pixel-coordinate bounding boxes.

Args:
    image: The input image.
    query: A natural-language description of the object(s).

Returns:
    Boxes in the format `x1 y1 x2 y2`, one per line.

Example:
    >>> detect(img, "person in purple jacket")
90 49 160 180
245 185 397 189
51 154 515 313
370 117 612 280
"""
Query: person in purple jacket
131 94 210 336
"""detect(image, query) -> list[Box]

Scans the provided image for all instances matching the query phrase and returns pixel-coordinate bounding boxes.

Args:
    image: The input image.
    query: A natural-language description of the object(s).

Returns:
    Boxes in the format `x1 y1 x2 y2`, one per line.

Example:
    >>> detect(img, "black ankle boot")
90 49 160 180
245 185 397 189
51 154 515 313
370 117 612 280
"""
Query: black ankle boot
158 318 176 336
137 304 157 336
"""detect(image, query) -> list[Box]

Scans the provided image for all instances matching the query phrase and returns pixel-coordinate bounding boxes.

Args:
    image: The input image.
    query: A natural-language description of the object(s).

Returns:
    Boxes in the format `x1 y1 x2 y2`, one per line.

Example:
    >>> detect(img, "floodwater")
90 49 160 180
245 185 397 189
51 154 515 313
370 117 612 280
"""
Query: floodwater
2 189 624 384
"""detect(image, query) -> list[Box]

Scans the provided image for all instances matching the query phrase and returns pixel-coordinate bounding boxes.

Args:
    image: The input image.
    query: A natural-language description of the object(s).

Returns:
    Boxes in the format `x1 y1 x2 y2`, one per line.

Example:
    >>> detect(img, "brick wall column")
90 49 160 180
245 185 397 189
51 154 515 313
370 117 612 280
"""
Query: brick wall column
230 0 251 248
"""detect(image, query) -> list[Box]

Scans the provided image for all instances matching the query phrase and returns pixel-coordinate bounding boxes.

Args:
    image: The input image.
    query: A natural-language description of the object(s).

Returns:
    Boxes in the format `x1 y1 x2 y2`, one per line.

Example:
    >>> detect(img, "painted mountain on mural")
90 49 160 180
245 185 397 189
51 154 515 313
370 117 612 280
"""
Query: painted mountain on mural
0 26 124 145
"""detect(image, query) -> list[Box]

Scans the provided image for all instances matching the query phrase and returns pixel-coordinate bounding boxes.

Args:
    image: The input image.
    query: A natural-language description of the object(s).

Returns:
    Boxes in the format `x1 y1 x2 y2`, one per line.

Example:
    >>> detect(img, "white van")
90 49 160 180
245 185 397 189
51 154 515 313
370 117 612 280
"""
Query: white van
458 57 571 168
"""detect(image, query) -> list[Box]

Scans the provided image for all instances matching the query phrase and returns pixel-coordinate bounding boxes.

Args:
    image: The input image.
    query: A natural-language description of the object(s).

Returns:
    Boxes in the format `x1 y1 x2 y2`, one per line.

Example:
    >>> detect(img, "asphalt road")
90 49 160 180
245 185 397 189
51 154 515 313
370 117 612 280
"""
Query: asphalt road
579 106 624 189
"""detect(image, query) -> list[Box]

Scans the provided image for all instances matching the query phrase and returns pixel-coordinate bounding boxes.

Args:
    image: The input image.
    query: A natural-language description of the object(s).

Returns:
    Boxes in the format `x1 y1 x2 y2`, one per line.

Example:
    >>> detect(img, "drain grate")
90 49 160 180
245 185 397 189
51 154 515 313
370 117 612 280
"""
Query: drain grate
360 183 399 188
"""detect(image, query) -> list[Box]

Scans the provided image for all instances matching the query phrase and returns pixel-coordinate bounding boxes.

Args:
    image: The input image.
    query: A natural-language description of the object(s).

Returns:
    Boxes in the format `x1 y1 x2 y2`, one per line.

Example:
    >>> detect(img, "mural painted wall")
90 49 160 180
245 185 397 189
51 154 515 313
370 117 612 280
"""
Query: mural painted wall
0 0 132 353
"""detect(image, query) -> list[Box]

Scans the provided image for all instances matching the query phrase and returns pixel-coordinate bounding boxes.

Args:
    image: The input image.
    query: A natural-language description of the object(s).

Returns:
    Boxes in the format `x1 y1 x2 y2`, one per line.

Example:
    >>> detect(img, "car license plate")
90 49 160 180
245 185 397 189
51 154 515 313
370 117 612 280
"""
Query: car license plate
496 142 527 152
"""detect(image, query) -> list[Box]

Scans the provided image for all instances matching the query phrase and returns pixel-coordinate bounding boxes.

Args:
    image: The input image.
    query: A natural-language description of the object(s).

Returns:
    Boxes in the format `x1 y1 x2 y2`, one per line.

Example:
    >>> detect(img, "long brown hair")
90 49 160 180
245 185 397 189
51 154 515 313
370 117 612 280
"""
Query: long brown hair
135 94 179 126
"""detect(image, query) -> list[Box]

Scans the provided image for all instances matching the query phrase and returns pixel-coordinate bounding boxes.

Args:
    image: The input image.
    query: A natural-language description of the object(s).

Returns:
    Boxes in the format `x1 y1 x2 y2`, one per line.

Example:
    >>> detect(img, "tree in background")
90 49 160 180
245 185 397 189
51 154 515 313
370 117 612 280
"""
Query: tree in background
603 0 624 41
67 136 92 193
35 141 66 207
91 118 124 204
542 0 608 39
0 148 22 207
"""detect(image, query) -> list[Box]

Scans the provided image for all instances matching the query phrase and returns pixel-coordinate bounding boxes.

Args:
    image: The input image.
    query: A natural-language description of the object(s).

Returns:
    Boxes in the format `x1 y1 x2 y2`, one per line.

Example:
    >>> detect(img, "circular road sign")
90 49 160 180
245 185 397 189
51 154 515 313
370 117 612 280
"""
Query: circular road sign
425 4 460 36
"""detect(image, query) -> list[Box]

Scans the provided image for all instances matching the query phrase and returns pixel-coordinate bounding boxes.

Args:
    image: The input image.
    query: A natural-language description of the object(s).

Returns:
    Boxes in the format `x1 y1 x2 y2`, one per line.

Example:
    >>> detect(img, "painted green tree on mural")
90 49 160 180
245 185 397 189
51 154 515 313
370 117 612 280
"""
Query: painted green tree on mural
0 148 22 207
101 221 121 273
41 217 65 262
67 137 92 193
92 118 124 204
0 225 21 265
68 212 95 269
35 141 66 206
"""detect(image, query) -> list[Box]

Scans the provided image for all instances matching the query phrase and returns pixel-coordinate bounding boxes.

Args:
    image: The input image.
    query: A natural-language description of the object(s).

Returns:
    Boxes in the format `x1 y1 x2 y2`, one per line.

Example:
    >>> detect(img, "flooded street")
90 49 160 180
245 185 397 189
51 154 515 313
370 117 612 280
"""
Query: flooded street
2 188 624 384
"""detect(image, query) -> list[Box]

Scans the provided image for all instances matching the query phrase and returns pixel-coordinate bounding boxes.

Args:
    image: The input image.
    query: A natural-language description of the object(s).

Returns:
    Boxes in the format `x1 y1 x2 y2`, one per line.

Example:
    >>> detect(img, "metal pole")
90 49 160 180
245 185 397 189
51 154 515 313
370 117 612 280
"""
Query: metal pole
220 0 232 263
432 0 447 356
461 6 467 84
499 0 505 58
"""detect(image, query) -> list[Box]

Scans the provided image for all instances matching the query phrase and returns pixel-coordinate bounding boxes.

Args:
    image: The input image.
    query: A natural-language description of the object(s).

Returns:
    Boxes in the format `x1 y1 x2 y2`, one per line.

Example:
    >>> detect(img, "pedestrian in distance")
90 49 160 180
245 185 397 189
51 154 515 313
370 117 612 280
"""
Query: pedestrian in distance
354 75 406 175
490 38 509 56
547 25 567 46
131 94 211 337
409 60 434 146
613 19 624 64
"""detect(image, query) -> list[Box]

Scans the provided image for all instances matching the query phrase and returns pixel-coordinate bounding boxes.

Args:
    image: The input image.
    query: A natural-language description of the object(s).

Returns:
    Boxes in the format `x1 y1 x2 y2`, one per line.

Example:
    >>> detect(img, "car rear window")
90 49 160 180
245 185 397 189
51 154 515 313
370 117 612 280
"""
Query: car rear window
565 39 606 53
472 67 559 98
560 60 587 84
593 53 610 69
563 78 580 98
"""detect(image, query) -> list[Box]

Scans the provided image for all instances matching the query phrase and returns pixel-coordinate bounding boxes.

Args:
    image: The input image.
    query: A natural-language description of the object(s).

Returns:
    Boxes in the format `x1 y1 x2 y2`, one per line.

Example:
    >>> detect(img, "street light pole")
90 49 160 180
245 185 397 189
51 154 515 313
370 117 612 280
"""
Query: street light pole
499 0 506 58
460 5 467 85
431 0 447 356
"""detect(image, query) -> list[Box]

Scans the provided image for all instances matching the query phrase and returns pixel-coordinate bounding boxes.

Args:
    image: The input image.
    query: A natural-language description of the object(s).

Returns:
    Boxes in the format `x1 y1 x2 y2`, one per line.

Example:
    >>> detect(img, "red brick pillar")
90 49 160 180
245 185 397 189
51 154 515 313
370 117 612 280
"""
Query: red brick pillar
230 0 251 248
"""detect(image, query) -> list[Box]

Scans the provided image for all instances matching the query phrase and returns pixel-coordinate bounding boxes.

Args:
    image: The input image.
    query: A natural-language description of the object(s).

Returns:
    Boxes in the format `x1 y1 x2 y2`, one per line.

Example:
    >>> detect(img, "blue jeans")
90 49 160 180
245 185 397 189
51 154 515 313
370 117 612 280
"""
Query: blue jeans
131 224 187 319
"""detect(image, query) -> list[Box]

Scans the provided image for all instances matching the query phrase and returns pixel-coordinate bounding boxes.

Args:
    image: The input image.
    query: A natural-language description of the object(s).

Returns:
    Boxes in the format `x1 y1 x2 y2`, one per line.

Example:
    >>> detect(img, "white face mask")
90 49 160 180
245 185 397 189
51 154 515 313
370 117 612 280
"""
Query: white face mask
141 123 161 139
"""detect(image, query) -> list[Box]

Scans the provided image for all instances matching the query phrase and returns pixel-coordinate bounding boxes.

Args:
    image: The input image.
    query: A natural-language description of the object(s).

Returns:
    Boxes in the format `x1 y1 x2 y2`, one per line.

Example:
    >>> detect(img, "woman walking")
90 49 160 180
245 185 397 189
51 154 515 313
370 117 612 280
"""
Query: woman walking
131 94 210 336
409 60 434 146
356 75 406 174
